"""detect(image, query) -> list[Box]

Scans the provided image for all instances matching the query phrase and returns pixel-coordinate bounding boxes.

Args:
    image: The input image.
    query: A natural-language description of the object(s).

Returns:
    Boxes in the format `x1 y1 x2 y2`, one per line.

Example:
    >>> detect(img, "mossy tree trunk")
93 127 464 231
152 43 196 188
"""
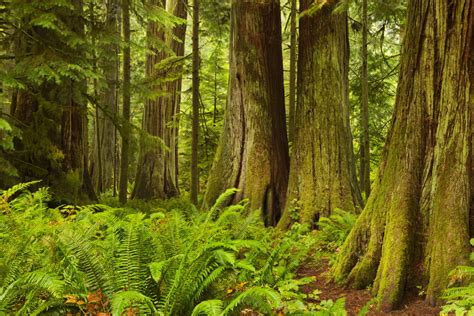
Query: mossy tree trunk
278 0 362 229
333 0 473 310
132 0 187 200
204 0 290 226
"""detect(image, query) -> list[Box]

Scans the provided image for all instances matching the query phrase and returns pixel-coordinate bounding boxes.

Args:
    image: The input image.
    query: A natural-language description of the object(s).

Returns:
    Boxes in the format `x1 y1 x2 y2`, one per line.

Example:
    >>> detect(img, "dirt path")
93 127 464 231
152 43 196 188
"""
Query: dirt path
298 262 440 315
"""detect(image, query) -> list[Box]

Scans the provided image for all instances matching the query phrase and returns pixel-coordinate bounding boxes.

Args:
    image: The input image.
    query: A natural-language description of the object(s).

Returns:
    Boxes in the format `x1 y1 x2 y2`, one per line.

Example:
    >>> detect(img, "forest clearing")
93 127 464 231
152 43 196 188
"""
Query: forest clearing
0 0 473 315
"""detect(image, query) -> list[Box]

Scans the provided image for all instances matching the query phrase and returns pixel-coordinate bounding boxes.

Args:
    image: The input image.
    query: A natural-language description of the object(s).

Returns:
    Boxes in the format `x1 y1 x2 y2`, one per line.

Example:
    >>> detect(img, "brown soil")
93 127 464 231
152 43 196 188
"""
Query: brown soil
298 262 440 316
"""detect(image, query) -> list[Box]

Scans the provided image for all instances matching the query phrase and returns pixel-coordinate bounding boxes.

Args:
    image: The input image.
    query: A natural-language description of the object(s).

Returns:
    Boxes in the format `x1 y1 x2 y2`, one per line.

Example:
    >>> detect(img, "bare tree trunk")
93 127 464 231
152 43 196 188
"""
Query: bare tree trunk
288 0 297 144
359 0 371 199
119 0 131 204
204 0 290 226
278 0 362 229
132 0 187 200
191 0 200 205
333 0 473 310
90 0 119 194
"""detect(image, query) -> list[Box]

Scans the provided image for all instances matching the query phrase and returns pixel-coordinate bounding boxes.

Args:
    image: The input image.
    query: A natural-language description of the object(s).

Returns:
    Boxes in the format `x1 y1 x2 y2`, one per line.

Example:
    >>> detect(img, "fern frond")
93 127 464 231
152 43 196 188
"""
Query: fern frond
1 180 41 202
210 189 239 217
222 287 281 315
59 228 109 293
111 290 157 316
114 215 151 293
191 299 223 316
22 271 65 298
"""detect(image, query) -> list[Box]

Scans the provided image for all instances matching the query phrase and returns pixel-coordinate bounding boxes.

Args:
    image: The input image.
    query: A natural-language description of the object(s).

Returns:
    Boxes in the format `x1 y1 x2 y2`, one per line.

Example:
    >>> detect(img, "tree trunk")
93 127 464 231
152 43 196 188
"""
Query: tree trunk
333 0 473 310
90 0 119 194
191 0 200 205
359 0 371 198
204 0 290 226
288 0 297 144
132 0 187 200
11 0 97 201
278 0 362 229
119 0 131 204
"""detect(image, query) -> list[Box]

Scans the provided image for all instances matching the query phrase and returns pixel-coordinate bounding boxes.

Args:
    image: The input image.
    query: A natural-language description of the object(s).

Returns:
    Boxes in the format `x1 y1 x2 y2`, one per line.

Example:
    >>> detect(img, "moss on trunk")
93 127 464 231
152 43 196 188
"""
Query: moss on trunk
278 0 362 229
204 0 290 226
332 0 473 310
132 0 187 200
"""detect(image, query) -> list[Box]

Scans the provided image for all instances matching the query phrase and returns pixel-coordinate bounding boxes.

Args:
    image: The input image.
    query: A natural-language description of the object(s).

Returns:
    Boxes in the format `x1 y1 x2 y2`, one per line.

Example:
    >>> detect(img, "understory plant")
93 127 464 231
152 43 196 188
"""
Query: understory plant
441 239 474 316
0 183 344 315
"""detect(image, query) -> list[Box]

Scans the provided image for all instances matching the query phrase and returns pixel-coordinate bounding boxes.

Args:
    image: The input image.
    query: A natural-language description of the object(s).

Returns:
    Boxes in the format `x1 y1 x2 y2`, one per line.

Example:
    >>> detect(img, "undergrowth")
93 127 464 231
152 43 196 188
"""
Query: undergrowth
441 239 474 316
0 182 350 315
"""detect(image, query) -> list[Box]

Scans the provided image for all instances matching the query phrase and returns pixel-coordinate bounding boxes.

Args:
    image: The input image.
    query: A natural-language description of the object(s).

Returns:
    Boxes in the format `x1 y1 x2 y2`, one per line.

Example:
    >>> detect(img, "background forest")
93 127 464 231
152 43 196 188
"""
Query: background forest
0 0 473 315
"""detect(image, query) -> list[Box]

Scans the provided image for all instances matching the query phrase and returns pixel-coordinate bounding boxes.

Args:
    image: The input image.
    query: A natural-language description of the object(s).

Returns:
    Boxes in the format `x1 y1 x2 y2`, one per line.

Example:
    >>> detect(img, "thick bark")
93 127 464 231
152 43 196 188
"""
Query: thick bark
278 0 362 229
191 0 200 205
333 0 473 310
288 0 297 144
132 0 187 200
119 0 131 204
359 0 371 198
204 0 290 226
90 0 119 193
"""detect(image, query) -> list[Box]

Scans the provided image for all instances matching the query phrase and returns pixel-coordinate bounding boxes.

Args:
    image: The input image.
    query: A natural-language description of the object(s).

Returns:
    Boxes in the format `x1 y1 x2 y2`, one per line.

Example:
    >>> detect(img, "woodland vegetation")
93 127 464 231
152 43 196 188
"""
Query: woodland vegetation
0 0 473 315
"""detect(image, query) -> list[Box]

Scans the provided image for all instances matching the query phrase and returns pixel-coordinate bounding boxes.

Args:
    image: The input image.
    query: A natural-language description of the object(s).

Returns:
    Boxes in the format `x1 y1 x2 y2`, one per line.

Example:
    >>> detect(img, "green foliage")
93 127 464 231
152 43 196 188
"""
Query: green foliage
441 239 474 315
316 209 357 253
0 183 346 315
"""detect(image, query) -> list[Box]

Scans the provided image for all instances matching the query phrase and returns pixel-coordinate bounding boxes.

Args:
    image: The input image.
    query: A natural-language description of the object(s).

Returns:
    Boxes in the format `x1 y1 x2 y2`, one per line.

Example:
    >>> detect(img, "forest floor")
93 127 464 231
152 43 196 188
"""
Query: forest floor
299 261 441 315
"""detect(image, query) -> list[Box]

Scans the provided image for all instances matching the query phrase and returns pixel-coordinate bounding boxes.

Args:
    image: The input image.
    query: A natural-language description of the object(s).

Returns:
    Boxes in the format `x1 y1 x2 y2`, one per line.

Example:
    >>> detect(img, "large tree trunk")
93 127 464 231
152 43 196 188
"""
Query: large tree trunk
90 0 119 193
333 0 473 311
132 0 187 200
204 0 290 226
278 0 362 229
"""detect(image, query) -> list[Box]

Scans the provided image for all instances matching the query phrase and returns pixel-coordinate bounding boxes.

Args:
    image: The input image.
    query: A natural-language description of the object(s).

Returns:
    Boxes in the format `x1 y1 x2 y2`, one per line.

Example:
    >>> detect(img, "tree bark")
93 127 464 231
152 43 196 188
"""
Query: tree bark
132 0 187 200
333 0 473 310
90 0 119 194
191 0 200 205
119 0 131 204
359 0 371 198
278 0 362 229
288 0 297 144
204 0 290 226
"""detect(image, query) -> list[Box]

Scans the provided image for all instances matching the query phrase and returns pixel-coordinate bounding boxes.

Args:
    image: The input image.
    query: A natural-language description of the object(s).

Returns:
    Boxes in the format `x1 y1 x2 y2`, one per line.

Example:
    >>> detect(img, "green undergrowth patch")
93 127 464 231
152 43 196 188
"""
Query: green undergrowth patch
0 182 350 315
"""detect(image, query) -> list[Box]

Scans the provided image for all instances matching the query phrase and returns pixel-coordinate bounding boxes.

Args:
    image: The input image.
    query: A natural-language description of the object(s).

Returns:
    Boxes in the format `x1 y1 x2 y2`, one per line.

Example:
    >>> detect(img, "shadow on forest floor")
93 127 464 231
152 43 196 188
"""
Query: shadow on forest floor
298 261 440 316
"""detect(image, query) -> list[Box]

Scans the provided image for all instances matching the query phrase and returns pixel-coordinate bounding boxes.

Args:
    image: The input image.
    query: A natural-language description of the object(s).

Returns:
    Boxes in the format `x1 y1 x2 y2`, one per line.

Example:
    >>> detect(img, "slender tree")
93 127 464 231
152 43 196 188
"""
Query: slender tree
204 0 290 226
191 0 200 205
288 0 297 143
119 0 131 204
90 0 120 193
333 0 473 310
278 0 362 229
359 0 370 198
133 0 187 199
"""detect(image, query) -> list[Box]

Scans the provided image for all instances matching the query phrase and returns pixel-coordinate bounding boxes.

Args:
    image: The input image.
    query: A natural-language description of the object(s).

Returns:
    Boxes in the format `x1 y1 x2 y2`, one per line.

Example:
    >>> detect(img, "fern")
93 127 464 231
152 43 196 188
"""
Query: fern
0 180 41 203
442 239 474 315
111 290 157 316
192 300 223 316
223 286 281 315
